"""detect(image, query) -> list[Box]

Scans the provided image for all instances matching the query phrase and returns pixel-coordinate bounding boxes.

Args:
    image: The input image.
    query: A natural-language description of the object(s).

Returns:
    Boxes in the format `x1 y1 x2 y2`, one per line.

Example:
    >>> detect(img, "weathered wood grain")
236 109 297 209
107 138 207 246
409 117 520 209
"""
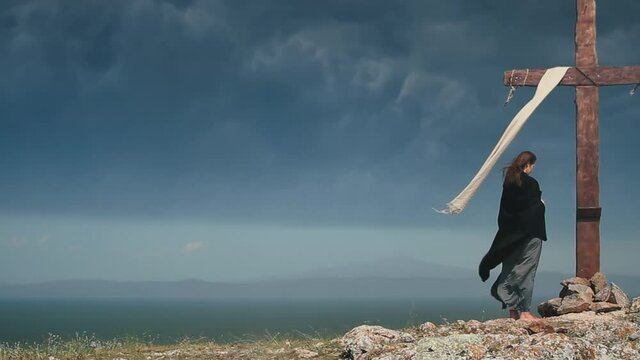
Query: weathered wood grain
574 0 600 279
502 66 640 87
576 84 600 278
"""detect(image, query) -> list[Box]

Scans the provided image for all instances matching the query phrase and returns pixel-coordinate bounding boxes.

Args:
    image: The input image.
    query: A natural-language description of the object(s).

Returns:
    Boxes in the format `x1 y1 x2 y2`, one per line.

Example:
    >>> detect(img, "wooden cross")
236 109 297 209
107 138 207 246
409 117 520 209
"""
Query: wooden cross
502 0 640 278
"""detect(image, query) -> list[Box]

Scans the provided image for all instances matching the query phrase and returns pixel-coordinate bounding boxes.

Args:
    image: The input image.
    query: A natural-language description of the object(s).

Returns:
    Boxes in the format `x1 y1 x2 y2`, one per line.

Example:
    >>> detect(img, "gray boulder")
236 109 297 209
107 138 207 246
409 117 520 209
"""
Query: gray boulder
560 276 591 288
594 284 612 302
558 291 593 315
559 284 594 299
609 283 630 308
591 302 622 314
418 322 437 334
538 297 562 317
589 272 608 294
341 325 415 360
629 297 640 313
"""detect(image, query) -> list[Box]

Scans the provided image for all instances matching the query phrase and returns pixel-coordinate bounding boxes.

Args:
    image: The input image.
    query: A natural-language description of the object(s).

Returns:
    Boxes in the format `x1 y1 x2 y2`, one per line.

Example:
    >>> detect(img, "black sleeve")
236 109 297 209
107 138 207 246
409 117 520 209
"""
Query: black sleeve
524 176 542 209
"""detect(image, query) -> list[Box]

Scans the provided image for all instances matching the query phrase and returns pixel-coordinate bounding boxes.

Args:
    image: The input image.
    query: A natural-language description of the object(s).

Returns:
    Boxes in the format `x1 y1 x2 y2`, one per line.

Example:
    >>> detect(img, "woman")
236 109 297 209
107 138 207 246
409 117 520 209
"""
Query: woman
479 151 547 321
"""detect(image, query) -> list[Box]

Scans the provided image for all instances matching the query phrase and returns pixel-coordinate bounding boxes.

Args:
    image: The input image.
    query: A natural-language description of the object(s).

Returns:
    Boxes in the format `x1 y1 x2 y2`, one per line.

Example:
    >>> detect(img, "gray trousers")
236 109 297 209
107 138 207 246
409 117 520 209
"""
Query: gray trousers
491 237 543 312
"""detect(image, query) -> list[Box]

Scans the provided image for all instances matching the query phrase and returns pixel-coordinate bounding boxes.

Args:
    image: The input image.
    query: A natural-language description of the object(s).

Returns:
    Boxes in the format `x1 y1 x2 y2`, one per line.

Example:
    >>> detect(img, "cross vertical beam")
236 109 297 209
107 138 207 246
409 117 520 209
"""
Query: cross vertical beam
575 0 600 278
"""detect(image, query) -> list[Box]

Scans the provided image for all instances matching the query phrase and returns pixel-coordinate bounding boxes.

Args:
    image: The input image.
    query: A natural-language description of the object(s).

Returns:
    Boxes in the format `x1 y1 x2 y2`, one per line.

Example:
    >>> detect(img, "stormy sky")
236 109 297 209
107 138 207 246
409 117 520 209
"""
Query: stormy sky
1 0 639 282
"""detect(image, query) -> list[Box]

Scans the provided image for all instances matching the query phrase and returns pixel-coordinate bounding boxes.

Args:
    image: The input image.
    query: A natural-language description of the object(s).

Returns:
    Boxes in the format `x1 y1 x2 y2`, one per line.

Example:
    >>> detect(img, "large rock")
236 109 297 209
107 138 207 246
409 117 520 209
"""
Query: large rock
559 284 594 299
418 322 437 334
558 291 593 314
538 297 562 317
341 325 415 360
591 302 622 314
560 276 591 288
609 283 630 308
594 282 630 307
589 272 608 294
630 297 640 313
594 284 612 302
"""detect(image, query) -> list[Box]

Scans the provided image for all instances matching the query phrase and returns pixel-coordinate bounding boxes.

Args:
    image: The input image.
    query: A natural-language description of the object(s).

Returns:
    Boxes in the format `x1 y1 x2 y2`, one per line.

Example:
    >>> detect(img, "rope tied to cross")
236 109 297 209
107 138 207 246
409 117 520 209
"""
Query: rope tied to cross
504 69 529 106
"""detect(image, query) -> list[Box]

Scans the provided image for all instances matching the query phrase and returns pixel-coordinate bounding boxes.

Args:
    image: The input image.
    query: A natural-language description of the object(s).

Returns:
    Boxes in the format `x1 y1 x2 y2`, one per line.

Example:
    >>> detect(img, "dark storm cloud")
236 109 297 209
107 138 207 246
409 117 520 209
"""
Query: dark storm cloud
0 0 638 225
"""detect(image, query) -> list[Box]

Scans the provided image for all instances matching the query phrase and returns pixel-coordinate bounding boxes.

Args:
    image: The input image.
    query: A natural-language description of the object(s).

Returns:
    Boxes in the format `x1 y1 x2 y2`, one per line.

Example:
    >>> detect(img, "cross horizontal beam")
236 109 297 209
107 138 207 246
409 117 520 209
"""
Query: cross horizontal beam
503 66 640 87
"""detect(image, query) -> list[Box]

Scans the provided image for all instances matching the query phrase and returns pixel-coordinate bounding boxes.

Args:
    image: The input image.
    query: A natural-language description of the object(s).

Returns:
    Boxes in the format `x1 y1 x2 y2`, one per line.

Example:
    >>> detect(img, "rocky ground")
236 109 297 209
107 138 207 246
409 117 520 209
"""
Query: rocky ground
341 308 640 360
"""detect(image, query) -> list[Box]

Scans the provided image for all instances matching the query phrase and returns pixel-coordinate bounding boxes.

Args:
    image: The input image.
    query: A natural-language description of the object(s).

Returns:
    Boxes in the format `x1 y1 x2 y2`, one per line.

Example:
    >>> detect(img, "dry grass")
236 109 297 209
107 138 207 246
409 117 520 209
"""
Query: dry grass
0 331 344 359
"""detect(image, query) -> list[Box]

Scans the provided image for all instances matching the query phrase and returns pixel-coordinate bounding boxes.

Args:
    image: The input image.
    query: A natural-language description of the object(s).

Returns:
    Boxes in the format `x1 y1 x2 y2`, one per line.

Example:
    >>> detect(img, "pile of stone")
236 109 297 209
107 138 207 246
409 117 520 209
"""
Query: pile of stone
538 272 632 317
340 306 640 360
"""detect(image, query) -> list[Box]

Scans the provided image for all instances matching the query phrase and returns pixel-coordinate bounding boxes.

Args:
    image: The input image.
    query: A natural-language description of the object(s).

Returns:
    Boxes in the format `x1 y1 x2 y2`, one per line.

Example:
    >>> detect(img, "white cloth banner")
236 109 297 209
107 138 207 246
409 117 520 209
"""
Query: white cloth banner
437 66 570 214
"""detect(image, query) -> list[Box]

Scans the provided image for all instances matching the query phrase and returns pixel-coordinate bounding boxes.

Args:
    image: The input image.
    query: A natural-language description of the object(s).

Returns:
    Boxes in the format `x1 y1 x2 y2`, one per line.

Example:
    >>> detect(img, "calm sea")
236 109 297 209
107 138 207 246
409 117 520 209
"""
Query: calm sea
0 297 545 344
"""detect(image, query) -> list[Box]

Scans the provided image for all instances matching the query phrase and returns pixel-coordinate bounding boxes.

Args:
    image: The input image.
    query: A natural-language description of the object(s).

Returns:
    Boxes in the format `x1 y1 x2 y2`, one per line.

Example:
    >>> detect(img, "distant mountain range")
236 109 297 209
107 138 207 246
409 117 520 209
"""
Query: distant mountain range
288 256 474 280
1 257 638 300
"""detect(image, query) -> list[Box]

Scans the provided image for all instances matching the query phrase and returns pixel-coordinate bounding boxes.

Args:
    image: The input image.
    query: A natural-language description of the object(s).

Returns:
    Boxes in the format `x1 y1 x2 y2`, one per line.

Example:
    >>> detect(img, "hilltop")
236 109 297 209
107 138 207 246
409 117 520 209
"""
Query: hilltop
3 306 638 359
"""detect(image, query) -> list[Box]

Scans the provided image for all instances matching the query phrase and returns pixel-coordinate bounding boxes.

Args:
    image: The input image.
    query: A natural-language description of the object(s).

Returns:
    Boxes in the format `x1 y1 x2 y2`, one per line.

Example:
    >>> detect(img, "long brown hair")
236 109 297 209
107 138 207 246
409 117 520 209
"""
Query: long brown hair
502 151 536 186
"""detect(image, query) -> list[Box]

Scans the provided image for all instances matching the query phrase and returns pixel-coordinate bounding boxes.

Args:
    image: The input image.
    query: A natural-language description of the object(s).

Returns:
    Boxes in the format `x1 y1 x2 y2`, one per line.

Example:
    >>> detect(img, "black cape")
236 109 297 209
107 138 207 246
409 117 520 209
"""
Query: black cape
479 173 547 282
